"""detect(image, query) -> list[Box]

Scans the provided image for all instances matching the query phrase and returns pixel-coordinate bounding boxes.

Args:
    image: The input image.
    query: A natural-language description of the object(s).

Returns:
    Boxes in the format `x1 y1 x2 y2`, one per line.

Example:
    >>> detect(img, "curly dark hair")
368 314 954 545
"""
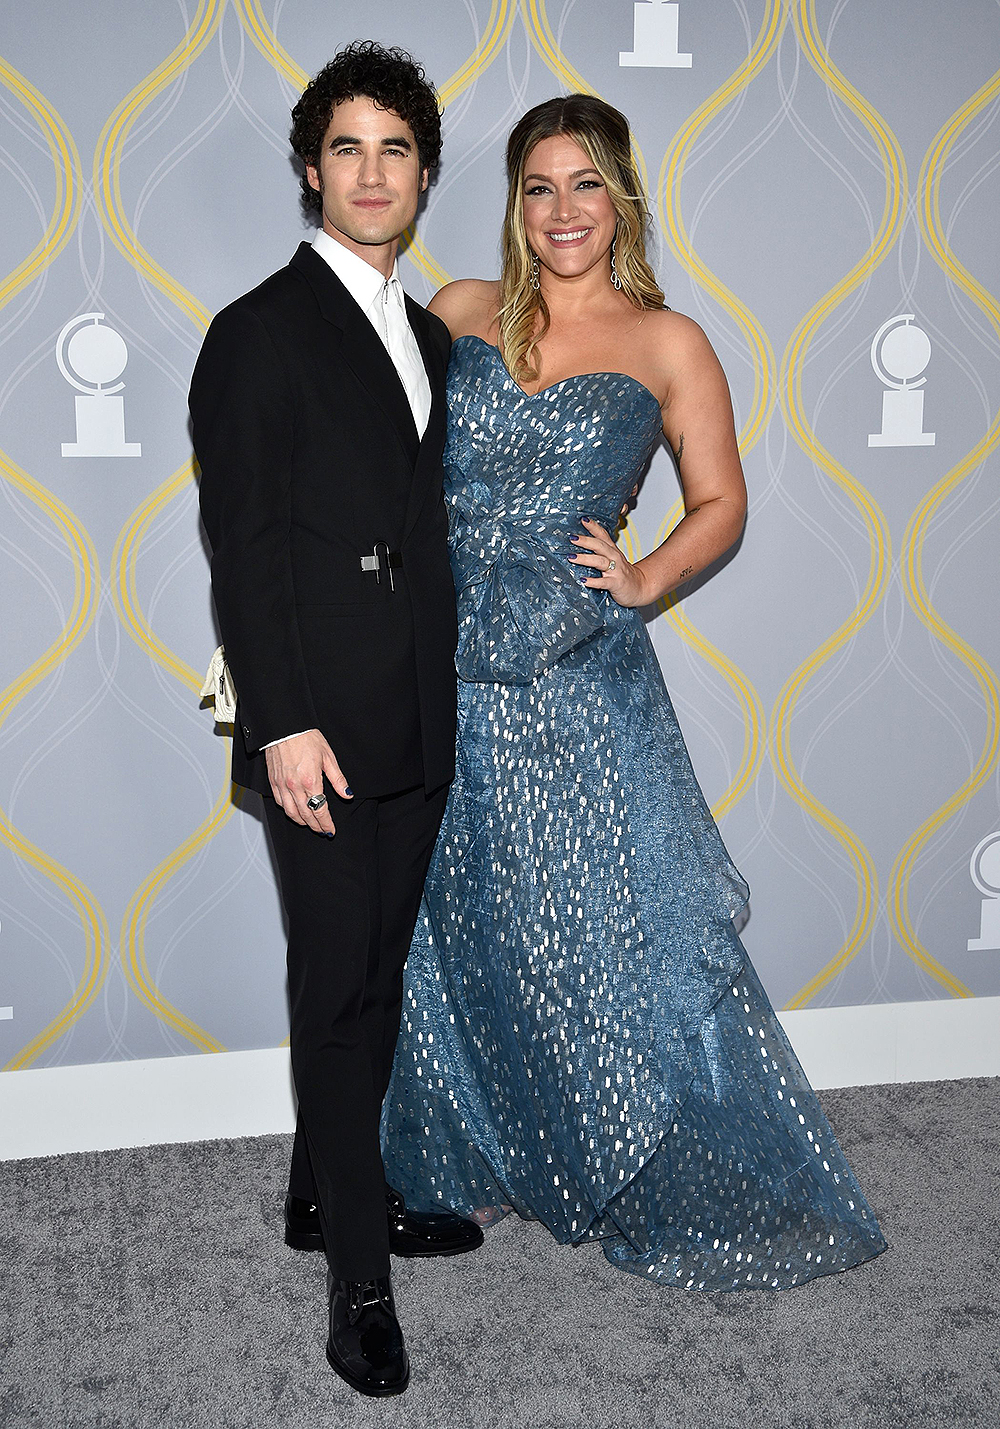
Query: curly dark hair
289 41 442 217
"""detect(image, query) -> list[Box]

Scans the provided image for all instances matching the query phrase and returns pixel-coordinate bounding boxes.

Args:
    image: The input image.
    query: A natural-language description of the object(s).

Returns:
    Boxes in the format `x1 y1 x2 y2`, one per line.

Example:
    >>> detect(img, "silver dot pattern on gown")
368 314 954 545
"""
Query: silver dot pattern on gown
382 335 887 1291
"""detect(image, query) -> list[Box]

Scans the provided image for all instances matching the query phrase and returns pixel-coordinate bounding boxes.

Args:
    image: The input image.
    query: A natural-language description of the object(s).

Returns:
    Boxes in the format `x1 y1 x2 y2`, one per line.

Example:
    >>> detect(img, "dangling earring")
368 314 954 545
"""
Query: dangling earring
610 236 623 291
529 251 540 291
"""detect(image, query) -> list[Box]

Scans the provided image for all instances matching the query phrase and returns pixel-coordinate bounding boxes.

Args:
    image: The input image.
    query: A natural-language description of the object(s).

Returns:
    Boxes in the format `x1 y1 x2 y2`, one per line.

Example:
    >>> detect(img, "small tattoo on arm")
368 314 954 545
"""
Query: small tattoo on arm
686 506 701 517
673 433 684 466
679 566 694 581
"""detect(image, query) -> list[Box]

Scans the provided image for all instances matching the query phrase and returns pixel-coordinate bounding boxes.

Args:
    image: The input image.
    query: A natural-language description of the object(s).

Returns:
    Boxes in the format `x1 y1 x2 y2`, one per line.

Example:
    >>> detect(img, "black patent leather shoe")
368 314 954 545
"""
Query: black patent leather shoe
284 1193 324 1252
284 1187 484 1258
326 1271 409 1398
386 1185 484 1258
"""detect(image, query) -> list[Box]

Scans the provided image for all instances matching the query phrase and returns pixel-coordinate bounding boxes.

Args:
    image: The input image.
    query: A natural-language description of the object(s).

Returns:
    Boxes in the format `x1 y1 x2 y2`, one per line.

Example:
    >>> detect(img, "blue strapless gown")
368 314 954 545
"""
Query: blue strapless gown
382 335 887 1290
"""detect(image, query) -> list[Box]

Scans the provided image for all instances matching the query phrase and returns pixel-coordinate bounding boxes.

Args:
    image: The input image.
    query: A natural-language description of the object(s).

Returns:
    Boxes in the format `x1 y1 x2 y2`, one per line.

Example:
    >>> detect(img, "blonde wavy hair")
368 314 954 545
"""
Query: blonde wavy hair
497 94 664 384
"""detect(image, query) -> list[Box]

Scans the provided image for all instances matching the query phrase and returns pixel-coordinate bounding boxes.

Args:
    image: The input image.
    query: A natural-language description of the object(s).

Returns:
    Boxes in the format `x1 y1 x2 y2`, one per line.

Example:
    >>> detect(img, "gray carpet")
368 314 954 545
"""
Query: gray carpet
2 1077 998 1429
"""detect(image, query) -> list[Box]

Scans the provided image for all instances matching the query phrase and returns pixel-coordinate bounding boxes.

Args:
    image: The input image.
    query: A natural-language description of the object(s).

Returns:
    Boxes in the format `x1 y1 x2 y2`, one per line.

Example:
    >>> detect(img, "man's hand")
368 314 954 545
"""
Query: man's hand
264 730 352 835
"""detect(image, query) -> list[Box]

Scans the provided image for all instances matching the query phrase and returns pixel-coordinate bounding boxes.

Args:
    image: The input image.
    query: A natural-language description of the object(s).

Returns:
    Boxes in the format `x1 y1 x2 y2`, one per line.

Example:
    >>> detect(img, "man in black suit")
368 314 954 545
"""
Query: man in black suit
190 42 481 1399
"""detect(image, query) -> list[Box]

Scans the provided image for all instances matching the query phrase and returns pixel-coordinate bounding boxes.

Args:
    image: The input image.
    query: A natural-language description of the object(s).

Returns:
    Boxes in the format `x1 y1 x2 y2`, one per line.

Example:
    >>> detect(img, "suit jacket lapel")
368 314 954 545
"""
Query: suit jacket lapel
289 244 419 467
401 294 447 540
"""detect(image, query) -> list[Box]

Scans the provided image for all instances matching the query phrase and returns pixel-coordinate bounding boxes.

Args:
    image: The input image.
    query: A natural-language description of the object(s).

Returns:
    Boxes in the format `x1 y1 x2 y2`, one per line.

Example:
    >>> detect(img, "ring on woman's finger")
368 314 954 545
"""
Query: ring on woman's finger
607 559 616 573
306 793 327 812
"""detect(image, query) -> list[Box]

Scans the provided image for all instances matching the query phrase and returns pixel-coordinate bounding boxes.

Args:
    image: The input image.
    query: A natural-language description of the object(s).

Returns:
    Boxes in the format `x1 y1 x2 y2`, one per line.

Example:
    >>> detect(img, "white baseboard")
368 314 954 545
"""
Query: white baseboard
1 1047 298 1161
2 996 997 1162
779 994 999 1088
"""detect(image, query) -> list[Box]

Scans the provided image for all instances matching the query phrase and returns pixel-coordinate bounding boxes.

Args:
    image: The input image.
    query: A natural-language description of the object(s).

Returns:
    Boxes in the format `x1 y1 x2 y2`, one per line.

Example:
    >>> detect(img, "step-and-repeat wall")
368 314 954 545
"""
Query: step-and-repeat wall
2 1 998 1073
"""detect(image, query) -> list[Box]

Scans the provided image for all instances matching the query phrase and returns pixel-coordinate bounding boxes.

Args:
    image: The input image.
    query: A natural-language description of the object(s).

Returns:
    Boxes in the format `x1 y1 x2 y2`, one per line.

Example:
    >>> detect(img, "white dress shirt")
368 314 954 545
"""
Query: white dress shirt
263 231 431 753
311 227 431 437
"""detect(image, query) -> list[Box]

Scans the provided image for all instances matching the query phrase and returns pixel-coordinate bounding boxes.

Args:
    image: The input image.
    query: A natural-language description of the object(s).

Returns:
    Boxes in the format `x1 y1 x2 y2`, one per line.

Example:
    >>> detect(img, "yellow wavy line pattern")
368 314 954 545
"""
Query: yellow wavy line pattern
0 453 108 1070
520 0 611 103
111 461 203 693
0 59 81 311
93 0 222 336
118 773 229 1055
775 0 905 1009
521 0 650 192
403 0 518 289
657 0 785 456
6 9 998 1067
886 66 1000 998
660 592 765 823
656 503 765 820
438 0 519 109
110 459 233 1048
520 0 768 826
233 0 307 87
0 61 110 1070
622 511 766 823
99 8 233 1051
647 4 791 822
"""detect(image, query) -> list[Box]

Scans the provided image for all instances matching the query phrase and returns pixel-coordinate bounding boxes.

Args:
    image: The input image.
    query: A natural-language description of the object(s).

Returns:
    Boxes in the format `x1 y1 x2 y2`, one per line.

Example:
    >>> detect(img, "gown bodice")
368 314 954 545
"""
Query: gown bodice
443 334 664 685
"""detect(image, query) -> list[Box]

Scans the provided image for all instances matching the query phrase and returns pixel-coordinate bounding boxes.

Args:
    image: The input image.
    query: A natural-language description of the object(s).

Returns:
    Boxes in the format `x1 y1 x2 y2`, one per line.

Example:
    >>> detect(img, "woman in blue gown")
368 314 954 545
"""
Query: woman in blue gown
382 95 886 1290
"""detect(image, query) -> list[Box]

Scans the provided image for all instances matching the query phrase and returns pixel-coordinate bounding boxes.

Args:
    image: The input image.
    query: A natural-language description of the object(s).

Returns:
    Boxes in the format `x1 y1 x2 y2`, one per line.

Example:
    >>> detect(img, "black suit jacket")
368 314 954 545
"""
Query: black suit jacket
191 242 458 799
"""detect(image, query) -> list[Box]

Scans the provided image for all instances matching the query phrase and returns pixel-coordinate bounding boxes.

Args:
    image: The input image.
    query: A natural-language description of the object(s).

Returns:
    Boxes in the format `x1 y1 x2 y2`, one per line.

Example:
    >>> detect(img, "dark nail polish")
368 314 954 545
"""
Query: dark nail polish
344 786 353 797
325 832 334 839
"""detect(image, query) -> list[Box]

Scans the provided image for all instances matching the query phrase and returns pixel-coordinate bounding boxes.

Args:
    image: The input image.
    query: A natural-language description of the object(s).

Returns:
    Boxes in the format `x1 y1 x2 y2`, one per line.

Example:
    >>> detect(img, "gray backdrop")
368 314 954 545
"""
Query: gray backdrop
2 0 998 1074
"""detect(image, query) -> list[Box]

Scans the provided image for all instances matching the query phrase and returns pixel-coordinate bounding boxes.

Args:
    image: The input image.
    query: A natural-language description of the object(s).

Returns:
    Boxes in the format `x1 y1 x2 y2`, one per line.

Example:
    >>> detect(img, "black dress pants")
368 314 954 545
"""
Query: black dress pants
263 781 448 1281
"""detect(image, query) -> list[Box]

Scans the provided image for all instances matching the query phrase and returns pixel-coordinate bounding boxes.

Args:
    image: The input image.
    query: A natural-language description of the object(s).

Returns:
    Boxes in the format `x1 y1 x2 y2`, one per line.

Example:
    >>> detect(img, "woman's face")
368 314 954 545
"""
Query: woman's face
520 133 618 283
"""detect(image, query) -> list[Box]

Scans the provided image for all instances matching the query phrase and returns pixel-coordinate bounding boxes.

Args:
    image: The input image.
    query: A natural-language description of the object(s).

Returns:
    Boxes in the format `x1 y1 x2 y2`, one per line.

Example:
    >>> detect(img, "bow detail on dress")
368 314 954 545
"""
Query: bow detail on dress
450 510 607 685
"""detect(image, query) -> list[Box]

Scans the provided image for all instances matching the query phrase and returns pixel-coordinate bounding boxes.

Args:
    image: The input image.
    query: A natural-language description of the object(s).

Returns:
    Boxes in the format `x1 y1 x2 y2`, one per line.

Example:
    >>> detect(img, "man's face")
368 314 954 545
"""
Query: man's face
306 95 428 258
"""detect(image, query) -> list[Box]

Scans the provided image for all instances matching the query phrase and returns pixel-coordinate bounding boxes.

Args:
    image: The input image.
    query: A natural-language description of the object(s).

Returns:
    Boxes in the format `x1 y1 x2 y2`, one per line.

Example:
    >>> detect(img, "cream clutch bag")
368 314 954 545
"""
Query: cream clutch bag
200 645 238 723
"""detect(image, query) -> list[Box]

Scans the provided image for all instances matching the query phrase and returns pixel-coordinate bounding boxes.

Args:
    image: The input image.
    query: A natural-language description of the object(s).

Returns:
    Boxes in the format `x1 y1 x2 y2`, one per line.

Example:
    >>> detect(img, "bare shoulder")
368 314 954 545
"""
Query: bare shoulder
428 278 500 340
640 308 721 371
635 309 731 419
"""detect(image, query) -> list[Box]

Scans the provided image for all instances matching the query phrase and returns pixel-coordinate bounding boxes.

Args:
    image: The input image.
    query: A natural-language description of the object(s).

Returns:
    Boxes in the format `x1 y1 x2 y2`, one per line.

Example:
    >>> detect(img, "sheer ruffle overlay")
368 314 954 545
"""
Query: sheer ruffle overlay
382 336 886 1290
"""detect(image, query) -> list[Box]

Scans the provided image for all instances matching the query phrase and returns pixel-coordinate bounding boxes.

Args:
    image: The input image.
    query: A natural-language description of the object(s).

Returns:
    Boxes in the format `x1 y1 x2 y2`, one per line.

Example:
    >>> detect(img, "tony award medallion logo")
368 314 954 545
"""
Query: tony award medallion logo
620 1 692 68
967 832 1000 952
867 314 936 448
57 313 141 458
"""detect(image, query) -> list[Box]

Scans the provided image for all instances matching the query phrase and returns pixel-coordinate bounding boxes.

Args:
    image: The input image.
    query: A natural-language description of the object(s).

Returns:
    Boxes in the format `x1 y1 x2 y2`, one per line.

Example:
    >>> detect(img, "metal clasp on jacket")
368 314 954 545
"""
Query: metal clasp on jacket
360 541 402 593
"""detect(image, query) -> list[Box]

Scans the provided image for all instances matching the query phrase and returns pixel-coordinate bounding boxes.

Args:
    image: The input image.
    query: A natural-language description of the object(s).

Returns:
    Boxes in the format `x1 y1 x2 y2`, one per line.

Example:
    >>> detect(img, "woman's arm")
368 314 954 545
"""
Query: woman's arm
573 314 747 608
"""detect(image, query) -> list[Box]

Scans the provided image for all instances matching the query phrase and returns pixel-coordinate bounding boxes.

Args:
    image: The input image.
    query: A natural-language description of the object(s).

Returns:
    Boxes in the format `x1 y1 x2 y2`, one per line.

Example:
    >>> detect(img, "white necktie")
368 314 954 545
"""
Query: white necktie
375 277 431 440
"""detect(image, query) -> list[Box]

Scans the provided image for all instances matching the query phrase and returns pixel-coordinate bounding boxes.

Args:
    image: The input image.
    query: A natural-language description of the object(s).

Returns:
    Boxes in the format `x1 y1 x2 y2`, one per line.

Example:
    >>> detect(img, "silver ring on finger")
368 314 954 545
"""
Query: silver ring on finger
306 793 327 812
607 559 616 573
